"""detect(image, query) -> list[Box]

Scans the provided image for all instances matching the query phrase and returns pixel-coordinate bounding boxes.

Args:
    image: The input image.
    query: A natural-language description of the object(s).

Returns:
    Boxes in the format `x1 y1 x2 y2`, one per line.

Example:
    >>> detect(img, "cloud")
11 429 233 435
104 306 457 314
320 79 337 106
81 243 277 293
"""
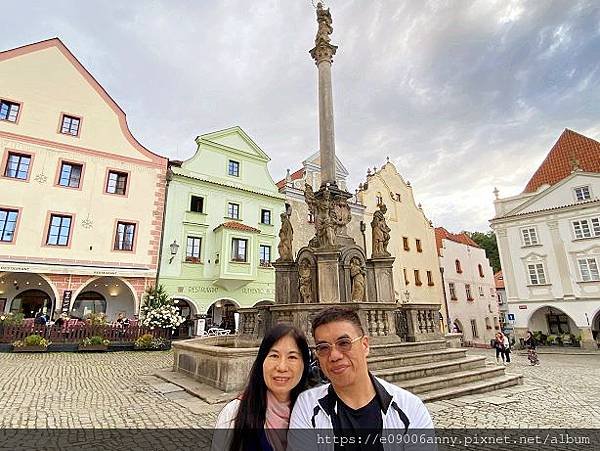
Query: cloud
3 0 600 232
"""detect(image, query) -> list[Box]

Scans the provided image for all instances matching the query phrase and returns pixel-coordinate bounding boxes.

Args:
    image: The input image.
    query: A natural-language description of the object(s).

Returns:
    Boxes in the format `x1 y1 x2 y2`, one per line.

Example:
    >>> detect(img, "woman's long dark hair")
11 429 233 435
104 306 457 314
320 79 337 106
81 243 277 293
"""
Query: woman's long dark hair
229 323 310 451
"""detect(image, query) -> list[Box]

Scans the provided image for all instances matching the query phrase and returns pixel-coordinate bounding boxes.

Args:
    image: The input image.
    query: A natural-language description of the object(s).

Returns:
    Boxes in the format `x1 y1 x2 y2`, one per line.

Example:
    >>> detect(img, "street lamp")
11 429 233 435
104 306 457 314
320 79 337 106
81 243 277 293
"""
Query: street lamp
169 240 180 264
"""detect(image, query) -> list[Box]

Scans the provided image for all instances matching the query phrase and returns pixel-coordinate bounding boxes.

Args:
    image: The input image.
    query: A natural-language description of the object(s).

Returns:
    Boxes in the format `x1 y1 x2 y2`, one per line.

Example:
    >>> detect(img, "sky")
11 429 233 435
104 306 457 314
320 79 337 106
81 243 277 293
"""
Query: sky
3 0 600 232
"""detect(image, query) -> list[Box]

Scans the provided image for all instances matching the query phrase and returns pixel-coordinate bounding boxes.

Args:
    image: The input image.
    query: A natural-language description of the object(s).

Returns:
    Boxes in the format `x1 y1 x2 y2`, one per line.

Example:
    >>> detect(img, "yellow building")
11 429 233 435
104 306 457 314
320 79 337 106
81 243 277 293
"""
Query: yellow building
357 161 448 328
0 38 167 321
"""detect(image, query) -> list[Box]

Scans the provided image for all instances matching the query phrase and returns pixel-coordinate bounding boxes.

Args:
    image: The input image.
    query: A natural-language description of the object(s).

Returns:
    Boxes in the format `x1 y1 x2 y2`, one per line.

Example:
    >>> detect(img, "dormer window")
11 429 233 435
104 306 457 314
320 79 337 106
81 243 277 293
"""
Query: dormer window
455 259 462 273
574 186 591 202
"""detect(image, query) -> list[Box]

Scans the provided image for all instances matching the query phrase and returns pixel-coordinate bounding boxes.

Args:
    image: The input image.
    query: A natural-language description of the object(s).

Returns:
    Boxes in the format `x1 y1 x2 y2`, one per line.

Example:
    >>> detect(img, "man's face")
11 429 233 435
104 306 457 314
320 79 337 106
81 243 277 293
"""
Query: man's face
314 320 369 390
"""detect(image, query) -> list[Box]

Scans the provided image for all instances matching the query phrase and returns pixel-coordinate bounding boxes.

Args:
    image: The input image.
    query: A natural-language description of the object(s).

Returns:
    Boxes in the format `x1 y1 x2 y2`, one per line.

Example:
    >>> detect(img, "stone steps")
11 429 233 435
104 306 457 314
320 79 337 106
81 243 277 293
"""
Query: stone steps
418 373 524 403
372 355 487 382
368 348 467 370
368 339 447 357
394 365 506 394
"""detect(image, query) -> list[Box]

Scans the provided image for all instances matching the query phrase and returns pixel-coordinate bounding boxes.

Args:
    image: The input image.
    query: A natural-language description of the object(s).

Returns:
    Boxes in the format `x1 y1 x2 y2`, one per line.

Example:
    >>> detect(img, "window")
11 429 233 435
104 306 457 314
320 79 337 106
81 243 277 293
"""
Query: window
521 227 539 246
308 212 315 223
479 286 484 297
376 192 383 205
547 312 570 335
403 237 410 251
4 152 31 180
259 245 271 266
528 263 547 285
490 288 495 297
416 239 422 253
470 319 478 338
186 237 202 261
0 208 18 242
228 160 240 177
455 259 462 273
106 170 128 195
395 193 401 202
478 264 485 278
190 195 204 213
574 186 591 201
449 282 457 300
485 317 492 330
414 270 422 286
231 238 247 262
572 218 600 239
60 115 81 136
47 214 72 246
260 209 271 225
228 202 240 219
403 268 409 285
497 293 503 305
465 284 473 301
114 222 136 251
426 270 434 286
58 162 82 188
0 100 20 122
578 258 600 282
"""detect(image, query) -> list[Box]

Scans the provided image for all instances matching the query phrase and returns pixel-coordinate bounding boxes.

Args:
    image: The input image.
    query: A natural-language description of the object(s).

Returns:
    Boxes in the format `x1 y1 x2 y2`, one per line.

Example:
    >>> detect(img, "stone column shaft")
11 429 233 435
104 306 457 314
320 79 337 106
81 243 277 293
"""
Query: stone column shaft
318 60 336 185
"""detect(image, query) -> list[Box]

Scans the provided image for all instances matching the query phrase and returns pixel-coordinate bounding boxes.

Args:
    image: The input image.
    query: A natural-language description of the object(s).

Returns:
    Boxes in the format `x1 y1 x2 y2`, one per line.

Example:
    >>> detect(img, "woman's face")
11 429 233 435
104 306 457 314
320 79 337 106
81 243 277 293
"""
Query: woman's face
263 334 304 403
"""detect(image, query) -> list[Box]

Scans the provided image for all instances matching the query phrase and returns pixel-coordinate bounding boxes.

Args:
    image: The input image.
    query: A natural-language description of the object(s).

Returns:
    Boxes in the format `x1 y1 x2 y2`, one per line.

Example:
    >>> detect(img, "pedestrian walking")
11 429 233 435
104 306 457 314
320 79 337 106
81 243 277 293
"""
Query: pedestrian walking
493 332 505 365
502 333 511 364
524 330 539 366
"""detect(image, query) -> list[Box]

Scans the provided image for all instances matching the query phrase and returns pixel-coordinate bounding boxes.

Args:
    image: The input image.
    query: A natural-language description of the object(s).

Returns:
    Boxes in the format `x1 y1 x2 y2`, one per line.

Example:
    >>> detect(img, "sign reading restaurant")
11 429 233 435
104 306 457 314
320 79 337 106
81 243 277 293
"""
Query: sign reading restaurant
0 262 153 278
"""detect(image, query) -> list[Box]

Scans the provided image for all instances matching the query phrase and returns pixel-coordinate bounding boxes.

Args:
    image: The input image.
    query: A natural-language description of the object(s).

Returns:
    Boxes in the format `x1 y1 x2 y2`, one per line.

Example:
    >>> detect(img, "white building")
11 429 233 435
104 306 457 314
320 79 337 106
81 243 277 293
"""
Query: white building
490 129 600 349
435 228 499 346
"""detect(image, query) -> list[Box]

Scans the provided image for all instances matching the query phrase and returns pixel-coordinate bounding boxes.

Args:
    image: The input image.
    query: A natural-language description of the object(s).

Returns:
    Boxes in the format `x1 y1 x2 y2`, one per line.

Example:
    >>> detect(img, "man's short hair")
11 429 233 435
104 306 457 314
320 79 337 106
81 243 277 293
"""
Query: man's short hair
311 307 365 337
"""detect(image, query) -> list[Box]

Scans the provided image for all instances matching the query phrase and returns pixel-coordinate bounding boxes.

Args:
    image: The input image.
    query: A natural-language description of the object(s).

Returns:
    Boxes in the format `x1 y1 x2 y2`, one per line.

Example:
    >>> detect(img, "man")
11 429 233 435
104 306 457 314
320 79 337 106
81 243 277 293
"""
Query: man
289 307 434 450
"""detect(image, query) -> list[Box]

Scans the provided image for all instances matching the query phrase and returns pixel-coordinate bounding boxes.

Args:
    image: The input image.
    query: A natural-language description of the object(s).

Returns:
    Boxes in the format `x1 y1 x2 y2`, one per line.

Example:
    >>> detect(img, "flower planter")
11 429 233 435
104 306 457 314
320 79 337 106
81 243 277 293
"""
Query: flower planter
78 345 109 352
13 345 48 353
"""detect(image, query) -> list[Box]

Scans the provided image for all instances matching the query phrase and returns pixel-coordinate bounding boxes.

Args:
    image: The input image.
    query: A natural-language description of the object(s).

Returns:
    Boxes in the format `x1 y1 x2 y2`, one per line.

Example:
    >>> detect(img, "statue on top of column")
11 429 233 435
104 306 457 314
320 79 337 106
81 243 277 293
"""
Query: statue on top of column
277 211 294 262
315 2 333 44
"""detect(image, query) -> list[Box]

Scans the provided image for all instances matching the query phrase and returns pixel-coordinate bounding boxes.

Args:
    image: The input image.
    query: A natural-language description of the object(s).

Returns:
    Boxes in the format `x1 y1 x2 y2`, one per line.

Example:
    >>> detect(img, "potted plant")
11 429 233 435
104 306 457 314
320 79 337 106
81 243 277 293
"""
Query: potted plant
13 334 51 352
79 335 110 352
134 333 169 351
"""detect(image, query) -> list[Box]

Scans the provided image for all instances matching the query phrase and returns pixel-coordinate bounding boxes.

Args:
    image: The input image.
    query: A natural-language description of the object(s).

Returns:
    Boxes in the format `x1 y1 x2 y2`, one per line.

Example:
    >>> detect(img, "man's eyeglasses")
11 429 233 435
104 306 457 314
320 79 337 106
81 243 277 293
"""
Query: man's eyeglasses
314 336 363 357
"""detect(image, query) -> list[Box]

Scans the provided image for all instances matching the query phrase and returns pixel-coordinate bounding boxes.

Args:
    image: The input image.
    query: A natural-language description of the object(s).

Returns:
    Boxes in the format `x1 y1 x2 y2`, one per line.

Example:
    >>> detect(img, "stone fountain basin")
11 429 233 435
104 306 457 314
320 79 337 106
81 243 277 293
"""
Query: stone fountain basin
172 336 260 392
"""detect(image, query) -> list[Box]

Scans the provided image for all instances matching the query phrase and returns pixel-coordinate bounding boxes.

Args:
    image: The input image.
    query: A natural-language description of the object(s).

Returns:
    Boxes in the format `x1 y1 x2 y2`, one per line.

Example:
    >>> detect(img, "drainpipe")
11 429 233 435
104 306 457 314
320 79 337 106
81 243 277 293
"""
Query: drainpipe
439 266 451 333
155 165 173 291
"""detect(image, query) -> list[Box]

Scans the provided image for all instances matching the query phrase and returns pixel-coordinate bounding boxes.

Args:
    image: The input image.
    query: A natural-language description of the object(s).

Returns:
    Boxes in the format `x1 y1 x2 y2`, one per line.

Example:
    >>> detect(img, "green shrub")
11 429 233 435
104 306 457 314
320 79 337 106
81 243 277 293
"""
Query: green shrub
84 313 107 326
0 313 25 326
13 334 51 348
546 334 557 345
81 336 110 347
135 333 167 350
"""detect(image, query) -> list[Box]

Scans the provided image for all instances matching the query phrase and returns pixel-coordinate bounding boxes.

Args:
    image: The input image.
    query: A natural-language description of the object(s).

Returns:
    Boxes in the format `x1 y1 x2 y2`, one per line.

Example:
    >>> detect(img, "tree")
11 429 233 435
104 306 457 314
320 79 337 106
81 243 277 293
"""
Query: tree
466 231 501 273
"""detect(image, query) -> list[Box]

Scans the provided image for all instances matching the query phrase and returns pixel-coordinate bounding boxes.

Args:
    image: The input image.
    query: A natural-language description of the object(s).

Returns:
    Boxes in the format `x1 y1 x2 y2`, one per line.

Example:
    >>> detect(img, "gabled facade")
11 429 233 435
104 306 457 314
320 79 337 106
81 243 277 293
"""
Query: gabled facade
356 162 446 323
158 127 285 333
436 228 499 346
0 38 167 321
491 129 600 349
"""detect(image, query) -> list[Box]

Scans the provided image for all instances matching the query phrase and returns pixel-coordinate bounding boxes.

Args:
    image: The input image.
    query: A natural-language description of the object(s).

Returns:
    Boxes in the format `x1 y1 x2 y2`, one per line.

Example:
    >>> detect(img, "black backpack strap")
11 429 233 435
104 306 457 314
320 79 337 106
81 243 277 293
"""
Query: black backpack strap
391 401 410 434
311 405 321 428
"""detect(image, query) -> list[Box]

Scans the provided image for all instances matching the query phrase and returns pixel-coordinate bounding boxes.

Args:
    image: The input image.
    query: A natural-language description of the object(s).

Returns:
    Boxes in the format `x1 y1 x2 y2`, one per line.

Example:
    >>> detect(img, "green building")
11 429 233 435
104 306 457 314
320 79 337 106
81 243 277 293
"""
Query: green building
158 127 285 335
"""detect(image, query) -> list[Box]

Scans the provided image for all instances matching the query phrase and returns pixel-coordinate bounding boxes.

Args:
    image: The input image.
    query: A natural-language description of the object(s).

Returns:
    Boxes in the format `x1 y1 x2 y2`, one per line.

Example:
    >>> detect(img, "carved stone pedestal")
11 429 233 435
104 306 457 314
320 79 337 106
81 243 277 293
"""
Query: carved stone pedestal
367 256 396 303
272 261 298 304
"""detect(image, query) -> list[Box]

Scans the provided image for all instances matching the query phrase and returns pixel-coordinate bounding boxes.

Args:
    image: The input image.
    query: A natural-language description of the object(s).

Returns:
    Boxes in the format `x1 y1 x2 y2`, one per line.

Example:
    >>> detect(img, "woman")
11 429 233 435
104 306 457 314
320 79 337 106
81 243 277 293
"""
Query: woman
502 332 511 364
212 324 310 451
493 332 505 365
524 330 539 366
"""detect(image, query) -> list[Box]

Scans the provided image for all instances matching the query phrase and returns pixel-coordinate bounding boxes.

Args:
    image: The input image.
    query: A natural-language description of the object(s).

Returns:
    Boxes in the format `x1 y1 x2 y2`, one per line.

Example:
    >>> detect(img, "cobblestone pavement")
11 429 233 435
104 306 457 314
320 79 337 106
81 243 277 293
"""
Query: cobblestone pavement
0 349 598 434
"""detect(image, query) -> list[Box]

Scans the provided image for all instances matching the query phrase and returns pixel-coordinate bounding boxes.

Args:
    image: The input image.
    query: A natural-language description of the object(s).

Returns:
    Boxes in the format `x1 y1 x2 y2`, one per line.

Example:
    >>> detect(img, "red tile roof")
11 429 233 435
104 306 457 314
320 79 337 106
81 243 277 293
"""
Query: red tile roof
276 168 305 189
523 129 600 193
214 221 261 233
494 271 504 289
434 227 480 255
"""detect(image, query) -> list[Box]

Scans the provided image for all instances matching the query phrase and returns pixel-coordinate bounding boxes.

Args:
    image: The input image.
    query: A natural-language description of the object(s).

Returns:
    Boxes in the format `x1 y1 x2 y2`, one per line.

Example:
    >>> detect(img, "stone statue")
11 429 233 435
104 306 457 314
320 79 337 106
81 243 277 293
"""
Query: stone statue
277 211 294 261
371 203 391 257
315 3 333 44
350 257 365 302
298 259 313 303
